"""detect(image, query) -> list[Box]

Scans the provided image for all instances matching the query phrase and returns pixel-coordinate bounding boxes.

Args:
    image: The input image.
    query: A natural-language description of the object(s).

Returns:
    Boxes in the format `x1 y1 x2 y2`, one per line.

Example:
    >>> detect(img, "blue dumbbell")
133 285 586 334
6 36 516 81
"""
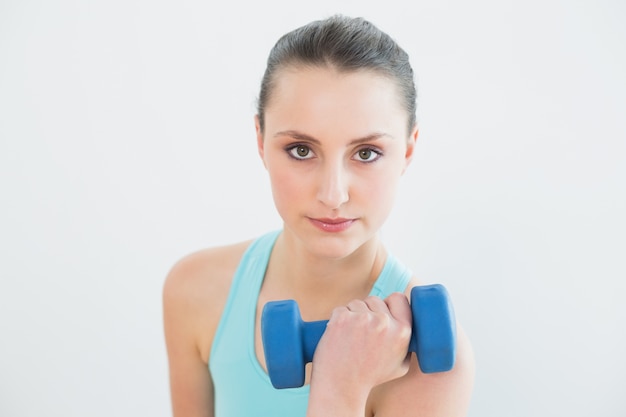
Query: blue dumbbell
261 284 457 389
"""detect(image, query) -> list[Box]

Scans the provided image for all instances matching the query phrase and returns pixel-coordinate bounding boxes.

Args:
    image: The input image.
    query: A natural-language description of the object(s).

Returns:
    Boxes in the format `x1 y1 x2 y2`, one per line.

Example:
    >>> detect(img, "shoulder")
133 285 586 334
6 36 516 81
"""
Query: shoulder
162 239 253 362
164 239 252 291
163 239 253 308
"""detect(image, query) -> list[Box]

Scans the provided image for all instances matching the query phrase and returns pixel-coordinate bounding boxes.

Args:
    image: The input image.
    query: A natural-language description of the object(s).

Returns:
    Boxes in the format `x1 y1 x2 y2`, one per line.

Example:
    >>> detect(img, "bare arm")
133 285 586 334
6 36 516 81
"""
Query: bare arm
162 243 248 417
163 258 214 417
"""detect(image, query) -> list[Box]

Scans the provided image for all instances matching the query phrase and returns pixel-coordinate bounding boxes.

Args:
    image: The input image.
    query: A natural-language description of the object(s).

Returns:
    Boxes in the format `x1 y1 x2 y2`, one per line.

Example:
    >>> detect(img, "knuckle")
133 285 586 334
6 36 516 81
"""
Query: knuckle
346 299 365 311
372 311 391 331
329 306 349 323
386 292 407 304
399 321 412 340
364 295 382 303
365 295 387 311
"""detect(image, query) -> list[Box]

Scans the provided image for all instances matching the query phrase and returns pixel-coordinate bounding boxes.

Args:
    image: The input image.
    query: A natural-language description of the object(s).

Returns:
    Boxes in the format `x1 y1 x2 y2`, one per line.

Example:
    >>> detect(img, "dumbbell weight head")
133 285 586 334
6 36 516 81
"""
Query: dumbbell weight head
261 300 307 389
410 284 457 373
261 300 329 389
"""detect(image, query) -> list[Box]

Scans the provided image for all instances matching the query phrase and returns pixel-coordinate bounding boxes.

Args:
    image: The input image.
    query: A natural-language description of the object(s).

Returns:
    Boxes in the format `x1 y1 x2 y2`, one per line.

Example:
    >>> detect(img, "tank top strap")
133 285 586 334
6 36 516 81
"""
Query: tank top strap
225 229 280 307
210 230 311 416
369 252 413 297
210 229 280 365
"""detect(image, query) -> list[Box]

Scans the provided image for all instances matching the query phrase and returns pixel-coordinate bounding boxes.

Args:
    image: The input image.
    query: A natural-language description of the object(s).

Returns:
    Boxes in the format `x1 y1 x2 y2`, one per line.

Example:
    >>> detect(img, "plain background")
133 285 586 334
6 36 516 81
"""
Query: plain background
1 0 624 415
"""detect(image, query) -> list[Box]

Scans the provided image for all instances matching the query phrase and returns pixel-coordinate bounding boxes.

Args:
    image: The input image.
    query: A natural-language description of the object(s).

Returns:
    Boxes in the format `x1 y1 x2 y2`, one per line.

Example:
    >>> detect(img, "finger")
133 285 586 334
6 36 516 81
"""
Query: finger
384 292 412 328
345 299 368 312
363 295 389 314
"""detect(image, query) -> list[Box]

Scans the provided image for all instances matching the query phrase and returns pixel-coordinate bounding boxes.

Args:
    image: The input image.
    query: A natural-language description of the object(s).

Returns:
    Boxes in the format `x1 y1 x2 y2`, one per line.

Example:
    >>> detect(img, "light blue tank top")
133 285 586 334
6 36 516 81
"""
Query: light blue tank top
209 230 412 416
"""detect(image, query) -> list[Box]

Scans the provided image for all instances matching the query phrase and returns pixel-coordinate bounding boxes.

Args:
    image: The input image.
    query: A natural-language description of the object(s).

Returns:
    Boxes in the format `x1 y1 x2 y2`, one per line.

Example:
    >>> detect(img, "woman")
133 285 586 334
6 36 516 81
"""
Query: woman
163 15 475 417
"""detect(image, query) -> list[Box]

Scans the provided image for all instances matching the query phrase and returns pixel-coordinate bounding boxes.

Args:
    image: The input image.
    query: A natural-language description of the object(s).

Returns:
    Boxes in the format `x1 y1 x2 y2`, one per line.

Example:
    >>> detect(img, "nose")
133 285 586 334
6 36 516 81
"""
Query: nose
316 159 349 210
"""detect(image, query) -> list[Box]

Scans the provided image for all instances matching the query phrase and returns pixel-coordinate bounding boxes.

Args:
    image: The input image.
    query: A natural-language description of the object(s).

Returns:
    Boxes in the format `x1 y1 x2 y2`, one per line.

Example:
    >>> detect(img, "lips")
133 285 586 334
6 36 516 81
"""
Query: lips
308 217 356 233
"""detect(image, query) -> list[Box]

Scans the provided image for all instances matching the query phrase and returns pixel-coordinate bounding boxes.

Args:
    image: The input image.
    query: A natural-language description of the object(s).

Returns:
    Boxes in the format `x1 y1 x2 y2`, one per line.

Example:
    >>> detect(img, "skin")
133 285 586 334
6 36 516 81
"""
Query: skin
163 66 475 417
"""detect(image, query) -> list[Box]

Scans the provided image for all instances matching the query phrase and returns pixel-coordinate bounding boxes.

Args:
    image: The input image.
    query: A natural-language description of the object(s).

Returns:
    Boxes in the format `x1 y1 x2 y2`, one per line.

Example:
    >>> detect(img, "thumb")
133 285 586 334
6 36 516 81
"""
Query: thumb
384 292 412 332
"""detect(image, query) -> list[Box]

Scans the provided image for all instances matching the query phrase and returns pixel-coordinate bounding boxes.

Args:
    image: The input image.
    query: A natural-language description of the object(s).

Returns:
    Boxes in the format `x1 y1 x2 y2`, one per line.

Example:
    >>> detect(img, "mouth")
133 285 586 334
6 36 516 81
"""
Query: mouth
308 217 357 233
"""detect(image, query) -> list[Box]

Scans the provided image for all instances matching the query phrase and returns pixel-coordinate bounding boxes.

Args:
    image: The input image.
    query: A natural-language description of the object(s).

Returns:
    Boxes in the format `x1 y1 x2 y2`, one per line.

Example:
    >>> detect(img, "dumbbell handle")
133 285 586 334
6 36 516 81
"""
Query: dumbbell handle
292 311 424 365
301 320 327 363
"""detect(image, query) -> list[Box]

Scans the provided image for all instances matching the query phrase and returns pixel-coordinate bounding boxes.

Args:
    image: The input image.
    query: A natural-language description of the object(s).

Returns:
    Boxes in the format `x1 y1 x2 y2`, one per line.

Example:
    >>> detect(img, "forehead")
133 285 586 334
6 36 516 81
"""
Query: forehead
264 66 408 139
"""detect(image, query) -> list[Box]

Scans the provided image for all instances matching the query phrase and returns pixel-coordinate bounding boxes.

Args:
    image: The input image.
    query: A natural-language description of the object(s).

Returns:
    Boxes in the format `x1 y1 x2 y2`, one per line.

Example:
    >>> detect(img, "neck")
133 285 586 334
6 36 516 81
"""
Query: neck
263 228 387 319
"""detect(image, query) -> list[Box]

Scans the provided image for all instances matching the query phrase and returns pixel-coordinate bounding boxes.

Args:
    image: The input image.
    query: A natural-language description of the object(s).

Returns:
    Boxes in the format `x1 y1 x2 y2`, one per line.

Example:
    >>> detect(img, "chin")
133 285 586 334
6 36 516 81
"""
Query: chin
310 239 360 260
290 223 375 260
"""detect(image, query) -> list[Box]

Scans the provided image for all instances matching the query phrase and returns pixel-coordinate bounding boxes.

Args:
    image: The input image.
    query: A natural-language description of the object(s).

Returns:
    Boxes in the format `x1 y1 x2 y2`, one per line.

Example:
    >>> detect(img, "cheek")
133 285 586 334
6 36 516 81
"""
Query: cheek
353 167 402 212
374 178 400 212
267 164 308 211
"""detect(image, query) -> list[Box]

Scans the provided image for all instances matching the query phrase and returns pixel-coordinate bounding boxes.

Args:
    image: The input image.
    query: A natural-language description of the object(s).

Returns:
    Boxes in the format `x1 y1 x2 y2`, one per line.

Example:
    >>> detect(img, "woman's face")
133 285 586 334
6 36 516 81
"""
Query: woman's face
256 66 418 259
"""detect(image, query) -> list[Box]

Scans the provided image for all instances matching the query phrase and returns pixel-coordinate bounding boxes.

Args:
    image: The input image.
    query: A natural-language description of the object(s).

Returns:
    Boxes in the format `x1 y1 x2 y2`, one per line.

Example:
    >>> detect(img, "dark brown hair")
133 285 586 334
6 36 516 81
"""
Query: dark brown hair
257 15 417 134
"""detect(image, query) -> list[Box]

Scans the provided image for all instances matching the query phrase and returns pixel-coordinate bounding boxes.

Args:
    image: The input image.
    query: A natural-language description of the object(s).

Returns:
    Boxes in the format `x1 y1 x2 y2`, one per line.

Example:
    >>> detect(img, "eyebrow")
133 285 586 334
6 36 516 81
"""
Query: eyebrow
273 130 394 145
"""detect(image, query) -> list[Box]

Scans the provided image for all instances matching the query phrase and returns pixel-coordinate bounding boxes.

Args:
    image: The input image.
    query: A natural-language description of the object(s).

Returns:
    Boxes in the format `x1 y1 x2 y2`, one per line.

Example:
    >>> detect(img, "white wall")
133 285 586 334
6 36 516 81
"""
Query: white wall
1 0 624 416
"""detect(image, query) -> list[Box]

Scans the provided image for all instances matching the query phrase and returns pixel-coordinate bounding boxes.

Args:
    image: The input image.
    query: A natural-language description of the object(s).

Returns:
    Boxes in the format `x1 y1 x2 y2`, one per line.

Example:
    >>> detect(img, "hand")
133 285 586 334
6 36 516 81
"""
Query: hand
307 293 413 416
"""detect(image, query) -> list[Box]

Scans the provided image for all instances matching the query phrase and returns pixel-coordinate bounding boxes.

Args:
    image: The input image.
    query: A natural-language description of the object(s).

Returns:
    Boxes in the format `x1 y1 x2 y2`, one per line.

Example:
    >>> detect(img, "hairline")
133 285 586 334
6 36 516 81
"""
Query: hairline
259 62 415 136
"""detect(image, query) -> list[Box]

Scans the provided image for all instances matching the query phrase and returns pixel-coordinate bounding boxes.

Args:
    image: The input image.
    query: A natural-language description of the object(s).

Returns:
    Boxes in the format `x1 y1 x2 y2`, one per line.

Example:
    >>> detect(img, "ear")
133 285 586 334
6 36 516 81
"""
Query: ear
254 115 267 168
402 125 419 175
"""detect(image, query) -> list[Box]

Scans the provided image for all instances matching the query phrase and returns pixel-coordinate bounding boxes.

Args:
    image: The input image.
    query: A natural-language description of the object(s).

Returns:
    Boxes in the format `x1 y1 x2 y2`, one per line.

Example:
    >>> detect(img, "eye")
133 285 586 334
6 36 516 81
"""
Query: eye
354 147 382 163
287 144 315 160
